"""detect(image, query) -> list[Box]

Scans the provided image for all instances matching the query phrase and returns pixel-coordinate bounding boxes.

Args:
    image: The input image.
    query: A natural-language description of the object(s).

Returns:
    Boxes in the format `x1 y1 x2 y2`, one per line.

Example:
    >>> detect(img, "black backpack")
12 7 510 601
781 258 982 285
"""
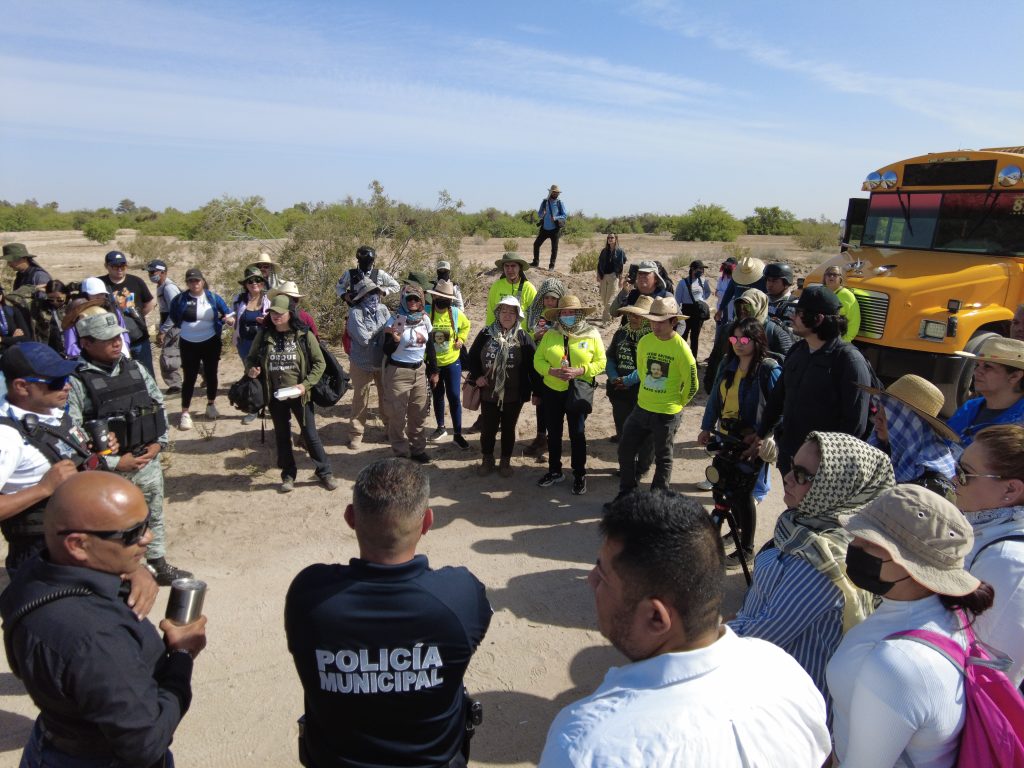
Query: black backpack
228 374 266 415
300 334 350 408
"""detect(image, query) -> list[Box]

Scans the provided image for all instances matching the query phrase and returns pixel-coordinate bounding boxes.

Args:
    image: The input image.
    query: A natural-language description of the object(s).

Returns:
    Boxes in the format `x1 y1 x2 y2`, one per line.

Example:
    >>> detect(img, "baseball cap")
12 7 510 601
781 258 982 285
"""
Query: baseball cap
80 277 108 297
436 260 451 271
104 251 128 266
269 294 292 313
636 260 659 273
77 312 125 341
797 285 842 316
1 342 81 380
147 259 168 272
184 268 205 282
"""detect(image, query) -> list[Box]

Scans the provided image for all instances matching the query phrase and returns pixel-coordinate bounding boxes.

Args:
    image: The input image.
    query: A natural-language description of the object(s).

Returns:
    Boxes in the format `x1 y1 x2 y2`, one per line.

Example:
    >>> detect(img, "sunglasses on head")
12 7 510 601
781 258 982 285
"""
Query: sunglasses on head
791 465 817 485
21 375 70 391
954 461 1004 486
729 336 751 346
58 512 152 547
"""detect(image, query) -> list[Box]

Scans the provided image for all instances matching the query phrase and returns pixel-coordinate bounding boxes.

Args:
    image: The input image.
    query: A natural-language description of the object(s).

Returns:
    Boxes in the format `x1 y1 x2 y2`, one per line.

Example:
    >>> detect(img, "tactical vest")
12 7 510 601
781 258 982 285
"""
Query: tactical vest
0 412 100 540
75 360 166 454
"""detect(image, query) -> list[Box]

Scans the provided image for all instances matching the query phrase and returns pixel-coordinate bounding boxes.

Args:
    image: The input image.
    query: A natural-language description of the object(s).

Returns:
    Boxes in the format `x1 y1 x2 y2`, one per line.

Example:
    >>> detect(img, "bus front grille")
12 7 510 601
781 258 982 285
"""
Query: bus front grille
853 289 889 339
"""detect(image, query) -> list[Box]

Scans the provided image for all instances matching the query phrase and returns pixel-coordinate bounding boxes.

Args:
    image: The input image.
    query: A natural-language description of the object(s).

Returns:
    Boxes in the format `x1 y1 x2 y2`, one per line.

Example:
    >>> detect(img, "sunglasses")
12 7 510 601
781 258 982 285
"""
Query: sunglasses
729 336 751 346
21 375 70 391
405 296 422 303
245 278 264 285
791 465 817 485
954 461 1004 486
59 512 152 547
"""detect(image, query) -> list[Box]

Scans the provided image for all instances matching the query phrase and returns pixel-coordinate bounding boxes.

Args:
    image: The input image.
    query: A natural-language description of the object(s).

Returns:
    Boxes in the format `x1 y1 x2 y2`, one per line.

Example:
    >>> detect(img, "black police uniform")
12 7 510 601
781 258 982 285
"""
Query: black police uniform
285 555 492 768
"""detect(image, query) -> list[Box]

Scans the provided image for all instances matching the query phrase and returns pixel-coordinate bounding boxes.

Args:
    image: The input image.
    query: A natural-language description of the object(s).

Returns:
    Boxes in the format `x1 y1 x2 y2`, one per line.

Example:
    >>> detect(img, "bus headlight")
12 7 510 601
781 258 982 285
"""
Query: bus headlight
881 171 899 188
998 166 1022 186
863 171 882 191
919 320 946 341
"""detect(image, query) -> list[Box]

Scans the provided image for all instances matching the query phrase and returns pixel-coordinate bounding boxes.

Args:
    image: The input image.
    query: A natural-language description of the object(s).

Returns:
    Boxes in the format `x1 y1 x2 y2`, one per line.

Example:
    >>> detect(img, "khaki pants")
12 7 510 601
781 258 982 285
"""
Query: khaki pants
600 274 619 321
382 363 429 457
346 364 385 444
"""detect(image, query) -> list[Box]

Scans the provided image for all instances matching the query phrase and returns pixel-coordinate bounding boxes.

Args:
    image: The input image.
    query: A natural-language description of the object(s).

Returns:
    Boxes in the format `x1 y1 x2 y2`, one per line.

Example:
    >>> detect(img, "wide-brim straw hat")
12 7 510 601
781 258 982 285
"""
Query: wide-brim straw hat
732 256 766 286
857 374 959 442
426 279 456 299
239 266 264 286
268 281 304 300
61 296 108 331
843 485 980 597
346 278 379 303
248 252 275 269
542 295 595 321
617 295 655 317
641 296 682 322
954 336 1024 372
495 252 531 271
549 184 561 193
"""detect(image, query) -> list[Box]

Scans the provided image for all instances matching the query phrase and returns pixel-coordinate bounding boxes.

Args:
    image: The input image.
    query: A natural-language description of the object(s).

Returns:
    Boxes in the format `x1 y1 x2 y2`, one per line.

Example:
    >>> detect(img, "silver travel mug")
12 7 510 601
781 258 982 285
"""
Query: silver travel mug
165 578 207 625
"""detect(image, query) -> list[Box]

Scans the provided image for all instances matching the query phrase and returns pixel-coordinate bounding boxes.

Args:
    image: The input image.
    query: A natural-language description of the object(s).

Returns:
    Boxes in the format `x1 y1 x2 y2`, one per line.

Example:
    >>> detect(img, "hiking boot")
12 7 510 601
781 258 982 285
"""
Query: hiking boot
538 471 564 487
428 427 448 442
179 412 193 431
147 558 193 587
477 455 495 477
497 457 514 478
725 548 754 572
241 412 257 425
548 262 556 270
572 476 587 495
319 474 339 491
524 435 547 456
205 403 220 420
280 477 295 493
410 452 431 465
530 259 539 268
453 433 469 450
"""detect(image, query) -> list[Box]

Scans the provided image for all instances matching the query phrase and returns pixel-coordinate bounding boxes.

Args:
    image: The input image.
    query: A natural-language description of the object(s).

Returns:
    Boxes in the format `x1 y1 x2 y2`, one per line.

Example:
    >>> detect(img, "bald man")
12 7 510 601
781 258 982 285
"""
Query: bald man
1 473 207 768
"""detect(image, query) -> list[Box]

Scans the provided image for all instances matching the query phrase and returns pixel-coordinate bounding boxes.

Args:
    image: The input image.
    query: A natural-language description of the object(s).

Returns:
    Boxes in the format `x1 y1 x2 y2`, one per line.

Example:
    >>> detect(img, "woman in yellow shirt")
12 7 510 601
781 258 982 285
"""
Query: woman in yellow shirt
425 280 471 448
533 295 606 496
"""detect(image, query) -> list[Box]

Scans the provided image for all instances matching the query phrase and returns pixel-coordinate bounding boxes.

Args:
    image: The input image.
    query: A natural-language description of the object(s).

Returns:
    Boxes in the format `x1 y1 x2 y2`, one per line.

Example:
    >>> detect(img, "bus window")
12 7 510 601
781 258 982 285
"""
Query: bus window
862 192 940 249
934 192 1024 256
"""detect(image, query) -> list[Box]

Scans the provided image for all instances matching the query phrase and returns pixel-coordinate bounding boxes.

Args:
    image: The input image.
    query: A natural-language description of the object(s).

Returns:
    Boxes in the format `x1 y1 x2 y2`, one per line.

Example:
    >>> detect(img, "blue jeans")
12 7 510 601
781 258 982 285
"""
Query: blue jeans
129 338 155 378
21 720 175 768
432 360 463 434
754 463 770 502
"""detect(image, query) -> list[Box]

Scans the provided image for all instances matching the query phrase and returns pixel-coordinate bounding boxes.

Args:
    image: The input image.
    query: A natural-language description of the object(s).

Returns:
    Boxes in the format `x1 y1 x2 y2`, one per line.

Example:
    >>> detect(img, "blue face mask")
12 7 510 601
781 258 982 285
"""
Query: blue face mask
560 315 577 328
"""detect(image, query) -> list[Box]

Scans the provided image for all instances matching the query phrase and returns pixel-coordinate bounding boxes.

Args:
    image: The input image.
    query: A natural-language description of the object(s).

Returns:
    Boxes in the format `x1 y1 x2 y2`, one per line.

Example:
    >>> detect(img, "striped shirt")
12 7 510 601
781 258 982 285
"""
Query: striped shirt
728 546 844 715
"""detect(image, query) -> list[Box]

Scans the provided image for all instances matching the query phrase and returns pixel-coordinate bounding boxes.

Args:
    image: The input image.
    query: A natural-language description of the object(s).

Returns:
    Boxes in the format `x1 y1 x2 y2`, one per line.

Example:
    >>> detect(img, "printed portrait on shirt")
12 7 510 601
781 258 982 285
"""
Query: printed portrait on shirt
433 328 450 353
643 358 669 391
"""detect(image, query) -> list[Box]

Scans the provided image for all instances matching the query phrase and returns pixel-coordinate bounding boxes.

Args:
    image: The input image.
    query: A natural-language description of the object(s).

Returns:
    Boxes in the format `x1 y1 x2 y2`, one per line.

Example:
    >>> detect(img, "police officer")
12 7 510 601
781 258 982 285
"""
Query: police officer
335 245 400 303
285 458 492 768
67 312 192 586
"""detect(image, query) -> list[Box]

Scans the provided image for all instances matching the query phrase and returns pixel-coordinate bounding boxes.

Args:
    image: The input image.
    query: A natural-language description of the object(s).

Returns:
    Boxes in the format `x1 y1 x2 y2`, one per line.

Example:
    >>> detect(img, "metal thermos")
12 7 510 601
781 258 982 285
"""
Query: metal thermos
85 418 111 455
165 578 207 625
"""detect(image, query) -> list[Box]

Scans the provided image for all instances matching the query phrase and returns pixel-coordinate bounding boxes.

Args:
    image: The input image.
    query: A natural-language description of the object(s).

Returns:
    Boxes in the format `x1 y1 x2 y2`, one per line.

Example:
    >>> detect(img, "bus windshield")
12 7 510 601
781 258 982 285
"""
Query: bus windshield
862 191 1024 256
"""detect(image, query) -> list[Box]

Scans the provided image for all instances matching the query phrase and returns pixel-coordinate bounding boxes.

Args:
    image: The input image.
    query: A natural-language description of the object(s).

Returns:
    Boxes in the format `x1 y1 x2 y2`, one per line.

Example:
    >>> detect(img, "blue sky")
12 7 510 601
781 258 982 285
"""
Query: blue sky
2 0 1022 219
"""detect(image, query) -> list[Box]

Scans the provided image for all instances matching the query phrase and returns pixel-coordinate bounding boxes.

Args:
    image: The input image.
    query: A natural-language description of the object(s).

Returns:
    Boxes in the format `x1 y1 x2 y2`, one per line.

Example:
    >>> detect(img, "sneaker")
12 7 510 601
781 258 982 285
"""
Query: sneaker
280 477 295 493
696 479 714 491
452 433 469 450
410 452 431 464
319 474 339 491
241 412 257 425
530 260 540 268
179 412 193 431
147 558 193 587
572 476 587 495
537 471 564 487
205 403 220 420
428 427 448 442
725 549 754 571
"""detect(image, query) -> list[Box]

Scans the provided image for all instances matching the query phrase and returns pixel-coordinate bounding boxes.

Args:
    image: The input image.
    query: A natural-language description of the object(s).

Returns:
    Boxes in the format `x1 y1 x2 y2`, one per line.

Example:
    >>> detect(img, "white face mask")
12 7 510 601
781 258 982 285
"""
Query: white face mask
148 273 162 284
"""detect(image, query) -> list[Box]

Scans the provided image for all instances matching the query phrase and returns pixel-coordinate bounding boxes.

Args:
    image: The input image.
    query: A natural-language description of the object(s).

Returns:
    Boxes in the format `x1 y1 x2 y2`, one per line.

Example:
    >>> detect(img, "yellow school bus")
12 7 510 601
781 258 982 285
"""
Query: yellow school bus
804 146 1024 415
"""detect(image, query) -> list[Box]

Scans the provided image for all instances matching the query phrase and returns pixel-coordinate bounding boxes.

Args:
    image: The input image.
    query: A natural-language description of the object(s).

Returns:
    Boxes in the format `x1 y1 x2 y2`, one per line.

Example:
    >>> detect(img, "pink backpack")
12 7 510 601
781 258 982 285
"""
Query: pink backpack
888 609 1024 768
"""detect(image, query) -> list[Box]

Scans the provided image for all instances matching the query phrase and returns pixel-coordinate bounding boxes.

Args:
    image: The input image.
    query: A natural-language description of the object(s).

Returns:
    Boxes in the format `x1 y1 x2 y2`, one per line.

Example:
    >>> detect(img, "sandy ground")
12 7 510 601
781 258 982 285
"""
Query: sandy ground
0 231 827 766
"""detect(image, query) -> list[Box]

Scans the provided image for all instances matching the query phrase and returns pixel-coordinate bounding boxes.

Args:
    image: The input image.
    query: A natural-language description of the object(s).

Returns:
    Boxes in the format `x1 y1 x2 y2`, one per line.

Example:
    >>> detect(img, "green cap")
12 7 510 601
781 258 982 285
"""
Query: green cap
269 294 291 313
76 312 124 341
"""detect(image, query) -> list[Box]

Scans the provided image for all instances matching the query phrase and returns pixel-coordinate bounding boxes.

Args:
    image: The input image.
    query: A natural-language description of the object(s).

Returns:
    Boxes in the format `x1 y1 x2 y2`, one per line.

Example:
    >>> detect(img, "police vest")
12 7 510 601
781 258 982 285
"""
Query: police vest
75 360 166 454
0 413 100 540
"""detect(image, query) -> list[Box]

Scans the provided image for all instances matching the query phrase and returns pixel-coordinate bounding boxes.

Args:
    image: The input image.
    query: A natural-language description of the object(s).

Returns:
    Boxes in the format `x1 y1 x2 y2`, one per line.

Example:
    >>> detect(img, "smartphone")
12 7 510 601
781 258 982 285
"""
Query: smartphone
393 316 407 335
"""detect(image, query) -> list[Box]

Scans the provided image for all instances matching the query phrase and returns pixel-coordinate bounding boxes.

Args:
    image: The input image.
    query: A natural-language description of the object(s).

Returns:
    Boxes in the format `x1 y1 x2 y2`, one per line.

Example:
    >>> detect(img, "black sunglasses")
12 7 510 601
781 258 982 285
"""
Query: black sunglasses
791 465 817 485
21 375 70 391
59 512 152 547
245 278 263 285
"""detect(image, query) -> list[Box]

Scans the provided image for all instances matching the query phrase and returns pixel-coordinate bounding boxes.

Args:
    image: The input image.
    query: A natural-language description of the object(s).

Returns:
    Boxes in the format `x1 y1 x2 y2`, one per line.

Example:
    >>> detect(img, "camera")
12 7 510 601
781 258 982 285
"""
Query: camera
626 264 639 284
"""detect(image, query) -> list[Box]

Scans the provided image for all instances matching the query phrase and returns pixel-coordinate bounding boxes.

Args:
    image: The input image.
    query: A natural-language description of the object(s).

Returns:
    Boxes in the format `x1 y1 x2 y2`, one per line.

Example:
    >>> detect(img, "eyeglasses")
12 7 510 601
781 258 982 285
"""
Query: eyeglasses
791 465 817 485
729 336 751 346
245 278 263 285
58 512 152 547
21 375 70 391
954 461 1004 486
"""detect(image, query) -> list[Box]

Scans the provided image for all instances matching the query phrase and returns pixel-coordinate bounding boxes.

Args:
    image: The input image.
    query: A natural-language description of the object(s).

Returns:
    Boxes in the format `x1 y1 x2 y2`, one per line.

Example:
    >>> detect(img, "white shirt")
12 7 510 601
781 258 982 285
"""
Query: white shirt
827 596 967 768
0 402 66 493
179 292 216 343
538 627 830 767
966 506 1024 685
385 315 433 365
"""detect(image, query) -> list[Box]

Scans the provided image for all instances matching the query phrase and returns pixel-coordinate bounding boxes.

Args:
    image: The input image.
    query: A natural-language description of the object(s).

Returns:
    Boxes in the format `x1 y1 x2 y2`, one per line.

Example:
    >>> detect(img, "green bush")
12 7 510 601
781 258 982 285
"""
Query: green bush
82 218 120 244
794 216 840 251
569 239 599 274
117 234 181 266
673 203 744 242
743 206 798 236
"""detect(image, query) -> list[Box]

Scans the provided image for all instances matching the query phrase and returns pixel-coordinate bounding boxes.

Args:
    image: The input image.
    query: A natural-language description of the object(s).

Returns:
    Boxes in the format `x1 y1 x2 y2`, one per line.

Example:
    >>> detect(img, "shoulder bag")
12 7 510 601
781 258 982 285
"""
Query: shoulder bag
563 336 595 415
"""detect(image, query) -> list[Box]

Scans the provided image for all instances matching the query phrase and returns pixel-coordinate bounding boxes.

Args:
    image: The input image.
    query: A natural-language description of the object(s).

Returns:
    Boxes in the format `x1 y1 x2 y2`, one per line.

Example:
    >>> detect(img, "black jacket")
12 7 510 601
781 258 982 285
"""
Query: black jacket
467 326 540 404
596 246 627 278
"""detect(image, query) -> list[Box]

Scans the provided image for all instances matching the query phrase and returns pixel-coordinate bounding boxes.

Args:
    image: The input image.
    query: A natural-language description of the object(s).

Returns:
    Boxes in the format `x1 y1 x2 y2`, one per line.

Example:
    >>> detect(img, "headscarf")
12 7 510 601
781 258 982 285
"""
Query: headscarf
526 278 566 332
773 432 896 631
736 288 769 323
357 287 381 315
485 313 523 408
869 398 957 484
397 286 424 324
557 310 593 338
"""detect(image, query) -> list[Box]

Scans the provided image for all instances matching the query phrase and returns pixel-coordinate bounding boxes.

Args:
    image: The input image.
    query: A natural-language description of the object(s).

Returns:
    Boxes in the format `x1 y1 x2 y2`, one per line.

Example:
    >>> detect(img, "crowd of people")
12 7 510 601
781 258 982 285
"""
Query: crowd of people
1 223 1024 767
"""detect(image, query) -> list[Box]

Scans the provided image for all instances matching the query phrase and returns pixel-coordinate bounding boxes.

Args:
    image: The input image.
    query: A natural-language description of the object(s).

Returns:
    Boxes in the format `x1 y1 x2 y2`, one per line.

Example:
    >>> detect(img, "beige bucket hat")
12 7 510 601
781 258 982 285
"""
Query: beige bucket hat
640 296 683 322
617 294 655 317
268 281 304 300
426 279 457 299
857 374 959 442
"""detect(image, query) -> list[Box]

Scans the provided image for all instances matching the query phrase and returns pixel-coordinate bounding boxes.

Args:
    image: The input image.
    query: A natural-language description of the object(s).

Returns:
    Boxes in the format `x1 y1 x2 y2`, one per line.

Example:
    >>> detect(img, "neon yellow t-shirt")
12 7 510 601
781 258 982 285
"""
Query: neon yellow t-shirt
428 305 471 367
636 333 698 414
720 367 747 421
486 277 537 329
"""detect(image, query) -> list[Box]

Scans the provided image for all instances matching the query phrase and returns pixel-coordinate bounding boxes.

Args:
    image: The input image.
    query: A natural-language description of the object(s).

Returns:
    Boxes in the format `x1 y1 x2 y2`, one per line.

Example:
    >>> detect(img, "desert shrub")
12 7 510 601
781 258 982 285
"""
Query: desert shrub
117 234 181 266
667 253 690 271
673 203 744 242
569 239 599 274
794 216 840 251
472 228 491 242
502 239 520 253
743 206 798 236
82 218 120 244
722 243 751 261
